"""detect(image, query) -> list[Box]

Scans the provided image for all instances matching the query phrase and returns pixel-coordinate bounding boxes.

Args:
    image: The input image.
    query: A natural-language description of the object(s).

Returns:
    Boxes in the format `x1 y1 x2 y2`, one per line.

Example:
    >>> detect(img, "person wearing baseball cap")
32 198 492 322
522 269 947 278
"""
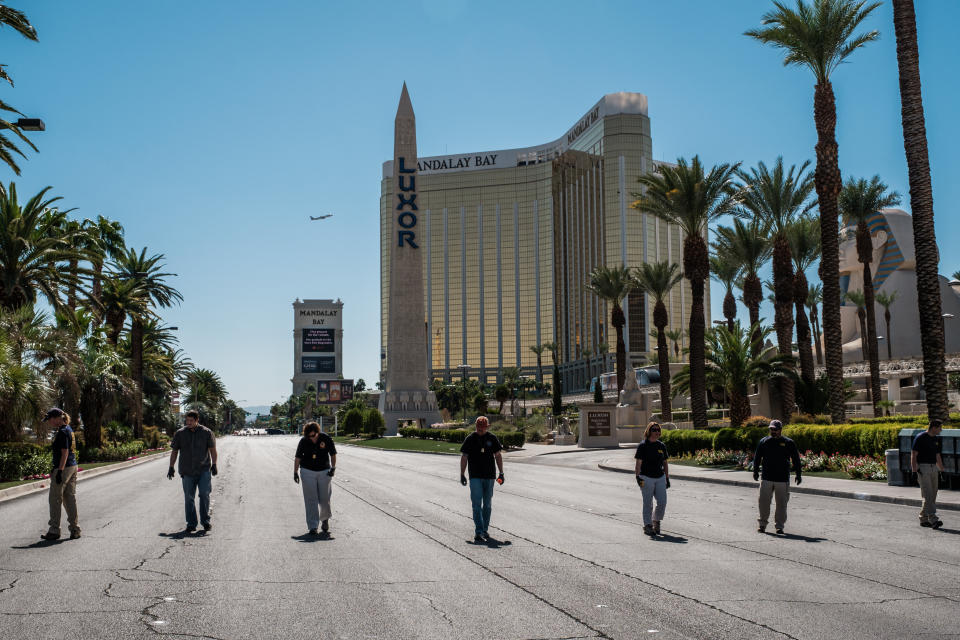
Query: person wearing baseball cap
752 419 801 535
40 408 81 541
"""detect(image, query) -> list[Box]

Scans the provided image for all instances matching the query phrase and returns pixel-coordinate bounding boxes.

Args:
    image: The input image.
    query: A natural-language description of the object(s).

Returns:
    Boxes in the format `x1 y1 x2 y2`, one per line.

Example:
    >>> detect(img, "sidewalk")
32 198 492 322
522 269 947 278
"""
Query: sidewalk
0 450 170 504
597 453 960 511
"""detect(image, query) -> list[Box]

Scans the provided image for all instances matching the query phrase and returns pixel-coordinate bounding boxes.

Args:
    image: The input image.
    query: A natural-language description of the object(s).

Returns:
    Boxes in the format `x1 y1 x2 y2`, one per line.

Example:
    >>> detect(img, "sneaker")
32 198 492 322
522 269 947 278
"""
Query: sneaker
643 524 655 536
202 522 212 532
321 520 329 533
757 525 766 533
69 532 81 540
185 525 197 533
775 528 784 535
40 532 60 541
920 521 933 528
479 532 490 542
308 529 318 535
653 521 661 535
474 534 484 543
931 520 943 529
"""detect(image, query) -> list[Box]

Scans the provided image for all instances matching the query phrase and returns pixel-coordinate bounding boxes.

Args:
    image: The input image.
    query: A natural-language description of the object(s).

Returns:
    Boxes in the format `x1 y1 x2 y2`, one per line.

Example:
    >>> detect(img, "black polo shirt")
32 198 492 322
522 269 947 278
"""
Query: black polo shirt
296 434 337 471
753 435 801 482
51 425 77 469
634 439 669 478
912 431 941 464
460 431 502 479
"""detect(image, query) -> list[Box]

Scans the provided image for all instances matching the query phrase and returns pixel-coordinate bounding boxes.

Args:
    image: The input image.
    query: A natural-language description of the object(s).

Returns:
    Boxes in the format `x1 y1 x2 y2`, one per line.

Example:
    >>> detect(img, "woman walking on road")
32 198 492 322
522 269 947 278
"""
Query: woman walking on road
293 422 337 536
634 421 670 537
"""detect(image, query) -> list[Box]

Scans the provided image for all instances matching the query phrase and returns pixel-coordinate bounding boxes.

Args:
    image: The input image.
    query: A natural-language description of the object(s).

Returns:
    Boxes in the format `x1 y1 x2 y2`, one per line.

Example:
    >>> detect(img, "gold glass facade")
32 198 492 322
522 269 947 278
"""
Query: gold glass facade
380 93 705 391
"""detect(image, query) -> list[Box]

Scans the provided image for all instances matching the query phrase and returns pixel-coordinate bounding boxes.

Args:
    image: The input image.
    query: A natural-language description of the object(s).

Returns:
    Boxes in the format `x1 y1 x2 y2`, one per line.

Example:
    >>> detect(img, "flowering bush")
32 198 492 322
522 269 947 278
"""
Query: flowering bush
687 448 887 481
692 449 751 468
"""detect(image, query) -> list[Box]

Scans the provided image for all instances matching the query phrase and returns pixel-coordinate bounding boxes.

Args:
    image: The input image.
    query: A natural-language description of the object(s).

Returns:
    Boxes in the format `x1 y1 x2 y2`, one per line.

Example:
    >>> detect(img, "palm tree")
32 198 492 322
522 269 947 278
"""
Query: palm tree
807 283 824 365
840 175 900 416
0 184 88 312
665 329 683 360
529 344 545 383
673 322 795 427
76 331 130 449
787 214 821 386
586 265 634 394
544 341 562 415
747 0 881 424
634 261 683 421
184 367 227 428
875 290 897 360
892 0 949 422
844 289 868 362
87 215 126 317
113 247 182 438
0 5 38 175
634 156 743 430
714 218 772 353
709 252 741 332
738 158 815 422
0 307 51 441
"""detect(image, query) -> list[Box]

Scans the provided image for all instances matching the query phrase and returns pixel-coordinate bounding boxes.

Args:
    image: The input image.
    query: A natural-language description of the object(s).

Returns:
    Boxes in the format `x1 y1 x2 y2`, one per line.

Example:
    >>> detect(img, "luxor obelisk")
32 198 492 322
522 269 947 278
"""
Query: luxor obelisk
379 83 442 435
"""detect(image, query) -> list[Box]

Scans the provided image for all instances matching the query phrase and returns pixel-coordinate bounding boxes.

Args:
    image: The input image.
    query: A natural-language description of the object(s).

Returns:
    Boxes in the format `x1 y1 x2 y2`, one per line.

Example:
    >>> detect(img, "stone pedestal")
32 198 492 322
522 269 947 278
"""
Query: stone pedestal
578 403 619 448
616 366 651 429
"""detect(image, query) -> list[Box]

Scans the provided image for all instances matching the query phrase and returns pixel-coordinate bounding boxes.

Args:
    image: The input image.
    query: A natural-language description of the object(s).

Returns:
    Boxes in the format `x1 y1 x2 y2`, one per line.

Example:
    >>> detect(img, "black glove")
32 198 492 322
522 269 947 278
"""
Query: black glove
460 474 467 486
636 475 643 487
294 472 300 484
167 466 175 480
327 467 335 477
55 469 63 485
795 474 802 486
497 472 505 485
665 477 671 489
210 464 218 476
753 471 759 482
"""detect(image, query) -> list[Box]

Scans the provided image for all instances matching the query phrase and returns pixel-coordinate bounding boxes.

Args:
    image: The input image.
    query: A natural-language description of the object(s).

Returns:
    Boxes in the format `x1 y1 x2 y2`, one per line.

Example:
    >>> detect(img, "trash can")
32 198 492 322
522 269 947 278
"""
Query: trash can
886 449 905 486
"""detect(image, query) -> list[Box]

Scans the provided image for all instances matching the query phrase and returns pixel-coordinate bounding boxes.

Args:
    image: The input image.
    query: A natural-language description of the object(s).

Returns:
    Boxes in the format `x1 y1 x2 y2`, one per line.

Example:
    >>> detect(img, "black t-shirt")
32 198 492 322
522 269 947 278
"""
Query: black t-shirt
634 439 669 478
460 431 502 479
912 431 941 464
296 434 337 471
754 435 802 482
51 426 77 469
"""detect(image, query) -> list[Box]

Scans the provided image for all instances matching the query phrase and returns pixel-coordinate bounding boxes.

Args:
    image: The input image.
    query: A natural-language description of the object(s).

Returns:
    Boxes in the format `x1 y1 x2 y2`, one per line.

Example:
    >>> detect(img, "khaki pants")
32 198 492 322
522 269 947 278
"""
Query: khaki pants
47 465 80 536
758 480 789 529
917 463 940 523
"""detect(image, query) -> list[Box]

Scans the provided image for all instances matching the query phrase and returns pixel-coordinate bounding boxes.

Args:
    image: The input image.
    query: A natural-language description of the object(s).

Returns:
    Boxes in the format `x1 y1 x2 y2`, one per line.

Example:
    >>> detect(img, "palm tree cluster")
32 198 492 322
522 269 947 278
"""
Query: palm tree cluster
0 182 234 445
0 5 39 175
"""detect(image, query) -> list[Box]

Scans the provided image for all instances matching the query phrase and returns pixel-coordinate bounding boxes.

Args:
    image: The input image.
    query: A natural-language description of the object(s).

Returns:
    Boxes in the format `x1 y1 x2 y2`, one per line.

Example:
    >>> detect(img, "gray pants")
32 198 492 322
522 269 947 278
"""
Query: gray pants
639 474 667 526
48 466 80 536
758 480 789 529
917 463 940 523
300 468 333 530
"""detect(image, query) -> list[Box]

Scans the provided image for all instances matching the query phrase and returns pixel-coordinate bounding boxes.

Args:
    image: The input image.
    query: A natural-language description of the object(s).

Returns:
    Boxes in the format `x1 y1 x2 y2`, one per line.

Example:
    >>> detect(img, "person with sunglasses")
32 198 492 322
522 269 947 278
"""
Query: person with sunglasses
634 421 670 536
753 419 801 535
294 421 337 535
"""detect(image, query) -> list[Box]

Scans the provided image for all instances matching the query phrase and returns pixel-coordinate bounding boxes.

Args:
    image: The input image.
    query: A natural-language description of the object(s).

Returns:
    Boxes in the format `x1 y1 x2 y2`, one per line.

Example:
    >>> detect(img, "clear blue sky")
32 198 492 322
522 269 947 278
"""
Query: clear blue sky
7 1 959 407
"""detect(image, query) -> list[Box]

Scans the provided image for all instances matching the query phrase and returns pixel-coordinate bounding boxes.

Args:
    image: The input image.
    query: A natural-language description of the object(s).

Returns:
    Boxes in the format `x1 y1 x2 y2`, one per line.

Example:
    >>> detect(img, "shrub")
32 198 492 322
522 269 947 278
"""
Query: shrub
343 408 364 438
529 431 543 443
80 441 146 462
105 422 133 444
693 449 750 468
398 427 524 449
791 413 832 425
712 427 766 452
782 423 900 457
363 409 385 439
660 429 714 456
742 416 774 429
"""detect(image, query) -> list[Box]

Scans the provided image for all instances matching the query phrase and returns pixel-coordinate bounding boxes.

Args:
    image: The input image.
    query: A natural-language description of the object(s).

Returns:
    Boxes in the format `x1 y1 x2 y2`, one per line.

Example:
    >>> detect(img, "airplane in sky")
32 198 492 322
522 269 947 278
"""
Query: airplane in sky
309 214 333 221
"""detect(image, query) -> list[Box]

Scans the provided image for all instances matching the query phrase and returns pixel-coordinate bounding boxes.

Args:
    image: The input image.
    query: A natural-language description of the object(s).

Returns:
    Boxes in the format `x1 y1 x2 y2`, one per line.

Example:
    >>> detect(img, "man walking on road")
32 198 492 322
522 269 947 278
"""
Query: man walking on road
168 410 217 533
753 419 802 535
911 419 944 529
459 416 504 543
41 408 81 541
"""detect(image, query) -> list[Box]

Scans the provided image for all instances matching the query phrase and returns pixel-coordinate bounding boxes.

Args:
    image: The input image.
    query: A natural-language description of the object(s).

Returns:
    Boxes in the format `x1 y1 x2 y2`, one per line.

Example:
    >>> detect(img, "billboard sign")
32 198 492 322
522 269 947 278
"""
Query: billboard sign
316 379 354 404
301 356 336 374
302 328 335 352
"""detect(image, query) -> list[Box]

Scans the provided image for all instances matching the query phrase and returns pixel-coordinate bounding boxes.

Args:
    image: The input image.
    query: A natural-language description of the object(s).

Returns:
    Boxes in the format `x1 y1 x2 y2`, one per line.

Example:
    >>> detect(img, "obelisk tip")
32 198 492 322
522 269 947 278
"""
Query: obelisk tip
396 82 414 119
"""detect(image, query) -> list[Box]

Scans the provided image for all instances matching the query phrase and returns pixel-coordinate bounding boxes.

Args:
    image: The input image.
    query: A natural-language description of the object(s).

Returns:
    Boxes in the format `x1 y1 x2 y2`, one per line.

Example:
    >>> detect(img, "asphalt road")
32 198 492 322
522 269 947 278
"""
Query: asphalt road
0 436 957 640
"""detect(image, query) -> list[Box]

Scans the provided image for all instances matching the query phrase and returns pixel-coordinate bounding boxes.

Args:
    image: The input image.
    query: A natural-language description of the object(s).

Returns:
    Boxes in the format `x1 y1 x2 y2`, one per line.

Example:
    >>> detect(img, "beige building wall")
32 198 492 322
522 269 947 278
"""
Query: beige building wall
380 93 703 392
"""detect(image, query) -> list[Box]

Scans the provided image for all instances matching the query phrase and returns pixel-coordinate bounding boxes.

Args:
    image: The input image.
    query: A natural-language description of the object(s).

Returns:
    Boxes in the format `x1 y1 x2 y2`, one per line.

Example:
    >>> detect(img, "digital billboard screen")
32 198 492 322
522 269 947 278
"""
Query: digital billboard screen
317 379 354 404
301 356 335 374
302 328 335 353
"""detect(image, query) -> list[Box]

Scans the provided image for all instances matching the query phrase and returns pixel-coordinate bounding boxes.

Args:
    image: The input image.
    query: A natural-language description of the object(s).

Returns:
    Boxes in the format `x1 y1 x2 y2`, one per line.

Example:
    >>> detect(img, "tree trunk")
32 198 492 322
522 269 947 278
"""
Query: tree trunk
67 258 78 312
654 301 672 422
743 273 763 356
613 303 626 394
794 272 815 386
892 0 949 422
131 318 144 439
814 80 846 424
861 261 883 417
772 234 795 423
688 278 708 430
729 388 751 428
810 305 823 365
885 309 893 359
723 287 737 332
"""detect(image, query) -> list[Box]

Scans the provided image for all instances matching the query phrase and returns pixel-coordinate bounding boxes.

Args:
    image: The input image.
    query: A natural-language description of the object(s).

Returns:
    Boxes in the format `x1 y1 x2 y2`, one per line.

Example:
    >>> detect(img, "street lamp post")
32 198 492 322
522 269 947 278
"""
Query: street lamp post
457 364 470 427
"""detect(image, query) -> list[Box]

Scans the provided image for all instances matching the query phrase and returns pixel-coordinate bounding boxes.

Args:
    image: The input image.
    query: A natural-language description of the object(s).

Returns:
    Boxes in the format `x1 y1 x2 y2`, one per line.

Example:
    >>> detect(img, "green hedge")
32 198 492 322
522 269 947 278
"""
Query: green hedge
80 440 147 462
398 427 525 449
663 422 902 457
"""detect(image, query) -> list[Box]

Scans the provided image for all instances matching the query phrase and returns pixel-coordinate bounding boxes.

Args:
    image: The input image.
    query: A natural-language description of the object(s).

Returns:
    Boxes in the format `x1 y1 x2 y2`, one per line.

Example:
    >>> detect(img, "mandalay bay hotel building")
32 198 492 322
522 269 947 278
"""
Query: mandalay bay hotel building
380 92 703 392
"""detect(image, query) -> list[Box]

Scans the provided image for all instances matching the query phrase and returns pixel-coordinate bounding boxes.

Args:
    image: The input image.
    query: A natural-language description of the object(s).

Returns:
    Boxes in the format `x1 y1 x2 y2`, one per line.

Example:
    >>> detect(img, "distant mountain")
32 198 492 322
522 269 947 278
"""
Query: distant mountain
242 405 272 418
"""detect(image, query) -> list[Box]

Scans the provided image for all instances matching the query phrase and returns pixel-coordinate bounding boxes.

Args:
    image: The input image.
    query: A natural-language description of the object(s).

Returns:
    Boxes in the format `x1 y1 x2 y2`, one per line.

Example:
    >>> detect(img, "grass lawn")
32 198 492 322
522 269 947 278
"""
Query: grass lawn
333 436 462 455
0 452 169 491
670 457 878 481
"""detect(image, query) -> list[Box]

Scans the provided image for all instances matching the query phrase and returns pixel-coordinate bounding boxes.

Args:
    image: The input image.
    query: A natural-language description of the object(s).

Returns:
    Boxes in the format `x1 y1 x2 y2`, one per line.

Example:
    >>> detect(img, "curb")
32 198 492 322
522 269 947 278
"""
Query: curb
597 462 960 511
0 450 170 504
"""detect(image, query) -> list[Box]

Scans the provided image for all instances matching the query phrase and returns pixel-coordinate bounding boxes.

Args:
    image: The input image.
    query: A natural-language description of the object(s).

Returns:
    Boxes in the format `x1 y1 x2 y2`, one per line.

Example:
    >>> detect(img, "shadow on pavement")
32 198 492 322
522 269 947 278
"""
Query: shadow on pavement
652 534 687 544
291 533 334 542
932 527 959 535
158 530 191 540
778 533 827 543
11 538 64 549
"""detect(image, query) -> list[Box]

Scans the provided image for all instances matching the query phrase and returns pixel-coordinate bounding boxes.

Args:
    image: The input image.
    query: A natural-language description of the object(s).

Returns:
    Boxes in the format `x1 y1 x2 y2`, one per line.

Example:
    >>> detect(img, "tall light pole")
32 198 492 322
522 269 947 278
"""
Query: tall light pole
457 364 470 427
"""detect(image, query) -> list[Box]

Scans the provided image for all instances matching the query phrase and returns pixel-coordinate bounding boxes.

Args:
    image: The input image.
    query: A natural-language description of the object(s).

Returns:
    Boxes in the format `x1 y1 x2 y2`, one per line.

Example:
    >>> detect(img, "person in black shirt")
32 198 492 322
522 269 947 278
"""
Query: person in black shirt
41 408 81 541
634 422 670 536
294 422 338 535
911 419 944 528
752 419 802 534
459 416 503 542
